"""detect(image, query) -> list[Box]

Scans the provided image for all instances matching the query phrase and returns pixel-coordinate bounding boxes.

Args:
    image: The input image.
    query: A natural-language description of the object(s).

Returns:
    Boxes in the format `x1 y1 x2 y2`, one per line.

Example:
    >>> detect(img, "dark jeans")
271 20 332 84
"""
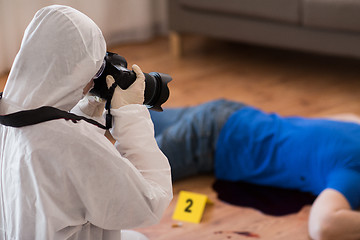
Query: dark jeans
150 99 245 181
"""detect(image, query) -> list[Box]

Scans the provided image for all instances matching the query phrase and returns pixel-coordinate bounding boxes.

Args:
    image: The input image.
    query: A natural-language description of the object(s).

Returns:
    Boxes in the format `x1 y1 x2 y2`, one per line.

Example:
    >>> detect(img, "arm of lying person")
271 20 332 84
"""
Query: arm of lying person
325 113 360 125
309 189 360 240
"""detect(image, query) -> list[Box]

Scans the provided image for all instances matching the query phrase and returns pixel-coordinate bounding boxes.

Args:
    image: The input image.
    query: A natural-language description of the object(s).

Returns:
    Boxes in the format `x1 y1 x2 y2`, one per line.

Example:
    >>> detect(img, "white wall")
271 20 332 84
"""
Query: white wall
0 0 168 75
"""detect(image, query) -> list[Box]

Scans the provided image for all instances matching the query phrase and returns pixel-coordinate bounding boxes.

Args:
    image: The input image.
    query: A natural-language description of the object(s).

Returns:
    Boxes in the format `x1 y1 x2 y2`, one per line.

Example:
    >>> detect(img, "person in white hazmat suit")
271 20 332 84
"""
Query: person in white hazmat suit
0 5 172 240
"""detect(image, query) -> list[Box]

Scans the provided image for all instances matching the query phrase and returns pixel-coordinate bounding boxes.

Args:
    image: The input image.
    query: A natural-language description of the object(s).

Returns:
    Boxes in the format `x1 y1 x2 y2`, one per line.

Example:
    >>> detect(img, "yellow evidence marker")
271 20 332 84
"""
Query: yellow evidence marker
172 190 212 223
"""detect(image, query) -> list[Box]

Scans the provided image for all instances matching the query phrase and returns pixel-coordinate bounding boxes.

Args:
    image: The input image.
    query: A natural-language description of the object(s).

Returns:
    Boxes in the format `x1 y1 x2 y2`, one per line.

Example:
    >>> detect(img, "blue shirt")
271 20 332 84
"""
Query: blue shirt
215 106 360 209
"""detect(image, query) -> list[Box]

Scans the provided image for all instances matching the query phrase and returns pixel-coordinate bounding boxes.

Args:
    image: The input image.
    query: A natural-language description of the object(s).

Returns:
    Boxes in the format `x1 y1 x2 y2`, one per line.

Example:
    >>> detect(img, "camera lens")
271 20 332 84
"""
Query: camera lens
91 52 172 111
144 72 172 111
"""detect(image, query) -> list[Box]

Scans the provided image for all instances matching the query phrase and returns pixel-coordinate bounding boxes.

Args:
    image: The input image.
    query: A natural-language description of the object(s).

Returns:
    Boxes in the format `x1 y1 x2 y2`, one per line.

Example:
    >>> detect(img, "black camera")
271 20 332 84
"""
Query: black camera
90 52 172 111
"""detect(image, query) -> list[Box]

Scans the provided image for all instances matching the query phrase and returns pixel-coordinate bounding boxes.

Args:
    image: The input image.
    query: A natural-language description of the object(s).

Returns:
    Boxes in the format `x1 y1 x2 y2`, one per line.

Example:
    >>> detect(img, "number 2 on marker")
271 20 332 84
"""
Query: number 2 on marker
172 191 210 223
185 199 193 213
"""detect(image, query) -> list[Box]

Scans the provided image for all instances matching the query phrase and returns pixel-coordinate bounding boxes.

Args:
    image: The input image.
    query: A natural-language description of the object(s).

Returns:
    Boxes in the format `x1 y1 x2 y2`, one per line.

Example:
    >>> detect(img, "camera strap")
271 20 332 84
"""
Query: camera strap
0 92 107 129
104 82 118 129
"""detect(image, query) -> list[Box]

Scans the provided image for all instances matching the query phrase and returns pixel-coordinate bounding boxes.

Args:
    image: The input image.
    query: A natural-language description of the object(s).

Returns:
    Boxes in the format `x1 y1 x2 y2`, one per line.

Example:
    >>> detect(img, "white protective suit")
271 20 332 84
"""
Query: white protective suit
0 5 172 240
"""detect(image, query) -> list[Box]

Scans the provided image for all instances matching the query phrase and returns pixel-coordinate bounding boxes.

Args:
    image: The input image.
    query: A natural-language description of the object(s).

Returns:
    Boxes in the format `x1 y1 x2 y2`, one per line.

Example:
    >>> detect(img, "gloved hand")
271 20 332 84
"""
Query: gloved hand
106 64 145 109
77 93 106 117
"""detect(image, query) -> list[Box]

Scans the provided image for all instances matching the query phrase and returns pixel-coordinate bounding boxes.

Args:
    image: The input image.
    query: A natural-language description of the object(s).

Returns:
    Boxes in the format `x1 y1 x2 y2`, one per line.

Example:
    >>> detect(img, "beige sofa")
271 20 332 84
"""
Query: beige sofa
168 0 360 58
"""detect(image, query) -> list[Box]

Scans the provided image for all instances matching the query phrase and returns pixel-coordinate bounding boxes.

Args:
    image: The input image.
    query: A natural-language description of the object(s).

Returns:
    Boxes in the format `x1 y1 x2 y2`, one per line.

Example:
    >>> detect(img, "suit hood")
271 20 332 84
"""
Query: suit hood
1 5 106 113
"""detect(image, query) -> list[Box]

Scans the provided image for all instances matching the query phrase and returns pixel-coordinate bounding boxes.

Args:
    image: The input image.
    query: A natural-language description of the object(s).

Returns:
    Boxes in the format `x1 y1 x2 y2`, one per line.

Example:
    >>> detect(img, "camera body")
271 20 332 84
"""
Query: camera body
91 52 172 111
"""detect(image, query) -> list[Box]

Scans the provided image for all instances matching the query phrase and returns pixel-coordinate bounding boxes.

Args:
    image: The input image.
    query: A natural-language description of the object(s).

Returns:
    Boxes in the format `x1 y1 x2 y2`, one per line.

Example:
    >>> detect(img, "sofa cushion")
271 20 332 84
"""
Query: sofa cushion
303 0 360 33
178 0 300 24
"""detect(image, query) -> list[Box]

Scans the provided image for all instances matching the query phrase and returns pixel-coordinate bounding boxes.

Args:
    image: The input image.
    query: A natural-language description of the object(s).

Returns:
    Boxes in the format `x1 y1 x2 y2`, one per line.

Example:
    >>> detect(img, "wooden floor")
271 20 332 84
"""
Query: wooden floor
1 35 360 239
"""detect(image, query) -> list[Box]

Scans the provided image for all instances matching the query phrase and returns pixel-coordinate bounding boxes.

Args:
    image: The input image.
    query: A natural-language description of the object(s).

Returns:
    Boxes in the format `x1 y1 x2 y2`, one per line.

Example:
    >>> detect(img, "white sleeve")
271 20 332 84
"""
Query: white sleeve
70 104 172 230
110 104 172 185
110 104 173 226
